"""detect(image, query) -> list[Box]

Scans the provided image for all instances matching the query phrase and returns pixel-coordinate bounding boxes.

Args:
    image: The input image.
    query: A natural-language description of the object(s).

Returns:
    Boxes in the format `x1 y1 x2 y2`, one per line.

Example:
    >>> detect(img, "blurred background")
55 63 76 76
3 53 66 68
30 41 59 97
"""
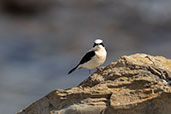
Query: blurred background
0 0 171 113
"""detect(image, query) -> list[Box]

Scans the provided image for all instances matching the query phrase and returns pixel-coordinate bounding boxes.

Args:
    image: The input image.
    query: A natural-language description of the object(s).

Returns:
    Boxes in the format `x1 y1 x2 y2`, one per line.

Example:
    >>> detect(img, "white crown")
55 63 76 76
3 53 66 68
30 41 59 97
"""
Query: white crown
94 39 103 44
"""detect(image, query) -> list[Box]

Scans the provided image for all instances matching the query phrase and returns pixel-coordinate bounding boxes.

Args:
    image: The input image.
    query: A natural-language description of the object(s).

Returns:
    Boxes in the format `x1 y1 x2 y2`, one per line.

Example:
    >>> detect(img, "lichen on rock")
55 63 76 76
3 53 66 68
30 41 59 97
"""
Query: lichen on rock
17 53 171 114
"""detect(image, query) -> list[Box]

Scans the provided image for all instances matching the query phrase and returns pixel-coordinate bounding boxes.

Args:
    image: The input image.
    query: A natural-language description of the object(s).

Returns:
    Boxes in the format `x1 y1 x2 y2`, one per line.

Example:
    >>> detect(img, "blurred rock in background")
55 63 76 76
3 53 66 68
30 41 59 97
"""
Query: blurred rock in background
0 0 55 16
0 0 171 114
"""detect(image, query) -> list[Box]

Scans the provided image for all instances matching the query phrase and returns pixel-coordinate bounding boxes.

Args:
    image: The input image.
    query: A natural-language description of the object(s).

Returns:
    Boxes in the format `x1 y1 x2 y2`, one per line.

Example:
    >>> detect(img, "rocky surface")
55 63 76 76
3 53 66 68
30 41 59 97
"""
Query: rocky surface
17 53 171 114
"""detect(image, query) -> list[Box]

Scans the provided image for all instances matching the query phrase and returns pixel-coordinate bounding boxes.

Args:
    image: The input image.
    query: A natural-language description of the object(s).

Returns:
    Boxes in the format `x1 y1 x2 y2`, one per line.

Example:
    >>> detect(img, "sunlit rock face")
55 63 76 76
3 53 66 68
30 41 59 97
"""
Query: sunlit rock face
18 53 171 114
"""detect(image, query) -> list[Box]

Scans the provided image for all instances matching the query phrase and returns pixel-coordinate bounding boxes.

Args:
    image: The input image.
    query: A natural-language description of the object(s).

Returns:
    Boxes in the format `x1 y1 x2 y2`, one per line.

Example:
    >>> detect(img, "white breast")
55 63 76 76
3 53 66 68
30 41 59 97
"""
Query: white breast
80 46 107 69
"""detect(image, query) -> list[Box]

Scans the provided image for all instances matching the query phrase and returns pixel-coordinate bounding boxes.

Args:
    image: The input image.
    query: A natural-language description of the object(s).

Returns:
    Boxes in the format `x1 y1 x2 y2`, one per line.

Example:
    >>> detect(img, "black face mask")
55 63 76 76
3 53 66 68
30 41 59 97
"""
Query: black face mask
93 43 104 47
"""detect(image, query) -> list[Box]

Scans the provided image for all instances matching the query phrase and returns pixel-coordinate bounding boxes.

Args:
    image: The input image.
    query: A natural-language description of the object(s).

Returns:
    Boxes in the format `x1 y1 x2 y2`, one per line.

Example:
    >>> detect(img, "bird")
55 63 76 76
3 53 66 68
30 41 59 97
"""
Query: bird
68 39 107 74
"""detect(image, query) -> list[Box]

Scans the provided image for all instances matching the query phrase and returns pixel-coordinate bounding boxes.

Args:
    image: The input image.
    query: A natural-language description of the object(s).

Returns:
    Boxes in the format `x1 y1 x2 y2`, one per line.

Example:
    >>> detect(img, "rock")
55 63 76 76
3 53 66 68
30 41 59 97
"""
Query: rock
17 53 171 114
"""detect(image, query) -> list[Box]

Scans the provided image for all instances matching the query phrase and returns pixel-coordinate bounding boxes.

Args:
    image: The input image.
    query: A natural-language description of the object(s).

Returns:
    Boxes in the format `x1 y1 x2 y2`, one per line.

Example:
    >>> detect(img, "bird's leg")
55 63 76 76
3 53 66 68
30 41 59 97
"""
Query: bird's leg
96 67 100 70
89 70 91 74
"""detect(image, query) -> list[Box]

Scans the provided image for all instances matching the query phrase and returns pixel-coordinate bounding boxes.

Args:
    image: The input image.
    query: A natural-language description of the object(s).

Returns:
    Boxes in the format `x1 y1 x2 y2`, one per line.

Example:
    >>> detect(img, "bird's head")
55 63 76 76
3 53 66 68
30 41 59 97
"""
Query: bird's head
93 39 104 48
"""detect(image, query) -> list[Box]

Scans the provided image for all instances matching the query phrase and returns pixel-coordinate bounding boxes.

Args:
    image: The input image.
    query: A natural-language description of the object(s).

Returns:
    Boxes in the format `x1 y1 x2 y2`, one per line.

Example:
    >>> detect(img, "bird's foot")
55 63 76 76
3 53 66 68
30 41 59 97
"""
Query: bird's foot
96 67 104 72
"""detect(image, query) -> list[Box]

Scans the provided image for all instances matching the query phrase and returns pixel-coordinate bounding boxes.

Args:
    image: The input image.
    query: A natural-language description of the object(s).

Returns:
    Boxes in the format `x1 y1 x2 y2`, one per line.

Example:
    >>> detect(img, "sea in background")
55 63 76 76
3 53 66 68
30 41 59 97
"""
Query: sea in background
0 0 171 114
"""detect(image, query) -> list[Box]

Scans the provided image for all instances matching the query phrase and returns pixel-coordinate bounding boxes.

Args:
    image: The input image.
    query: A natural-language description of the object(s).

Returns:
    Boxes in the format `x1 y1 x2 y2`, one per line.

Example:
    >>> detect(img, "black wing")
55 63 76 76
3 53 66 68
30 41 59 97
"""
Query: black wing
79 51 95 64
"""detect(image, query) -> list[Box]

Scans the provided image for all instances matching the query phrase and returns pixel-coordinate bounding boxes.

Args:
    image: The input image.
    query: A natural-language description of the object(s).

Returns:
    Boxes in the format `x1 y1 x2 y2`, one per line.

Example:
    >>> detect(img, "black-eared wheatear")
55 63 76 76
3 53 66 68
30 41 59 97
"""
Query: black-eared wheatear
68 39 107 74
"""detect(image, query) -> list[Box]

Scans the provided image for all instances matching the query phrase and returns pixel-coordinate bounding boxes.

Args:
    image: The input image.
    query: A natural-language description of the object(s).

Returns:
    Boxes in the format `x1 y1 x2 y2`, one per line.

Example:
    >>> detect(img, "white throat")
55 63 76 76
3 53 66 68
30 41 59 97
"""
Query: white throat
94 45 105 51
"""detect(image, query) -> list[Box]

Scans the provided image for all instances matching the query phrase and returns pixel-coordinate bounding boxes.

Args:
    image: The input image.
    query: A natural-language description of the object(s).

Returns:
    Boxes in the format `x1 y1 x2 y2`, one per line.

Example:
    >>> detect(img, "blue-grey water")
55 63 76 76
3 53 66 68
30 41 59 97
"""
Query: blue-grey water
0 0 171 114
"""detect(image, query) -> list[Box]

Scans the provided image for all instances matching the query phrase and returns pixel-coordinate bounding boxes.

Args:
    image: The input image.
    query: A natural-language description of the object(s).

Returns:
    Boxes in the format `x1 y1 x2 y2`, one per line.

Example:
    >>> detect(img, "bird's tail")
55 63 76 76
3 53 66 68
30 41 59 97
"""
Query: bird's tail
68 65 79 74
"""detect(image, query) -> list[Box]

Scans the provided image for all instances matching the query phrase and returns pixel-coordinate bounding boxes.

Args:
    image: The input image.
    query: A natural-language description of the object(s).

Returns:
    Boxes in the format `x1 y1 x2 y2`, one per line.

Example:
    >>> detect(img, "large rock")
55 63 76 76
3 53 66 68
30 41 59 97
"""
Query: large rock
17 53 171 114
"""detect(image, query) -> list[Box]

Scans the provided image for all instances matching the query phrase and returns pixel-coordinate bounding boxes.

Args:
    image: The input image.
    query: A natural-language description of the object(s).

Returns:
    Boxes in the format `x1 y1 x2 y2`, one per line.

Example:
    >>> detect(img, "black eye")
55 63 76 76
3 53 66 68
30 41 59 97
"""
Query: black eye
100 43 104 47
93 43 97 47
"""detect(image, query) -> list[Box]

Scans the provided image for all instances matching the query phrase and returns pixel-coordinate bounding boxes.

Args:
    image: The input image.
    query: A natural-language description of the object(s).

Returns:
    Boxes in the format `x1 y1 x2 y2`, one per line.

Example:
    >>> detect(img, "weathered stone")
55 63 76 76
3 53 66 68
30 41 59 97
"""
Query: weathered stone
17 53 171 114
